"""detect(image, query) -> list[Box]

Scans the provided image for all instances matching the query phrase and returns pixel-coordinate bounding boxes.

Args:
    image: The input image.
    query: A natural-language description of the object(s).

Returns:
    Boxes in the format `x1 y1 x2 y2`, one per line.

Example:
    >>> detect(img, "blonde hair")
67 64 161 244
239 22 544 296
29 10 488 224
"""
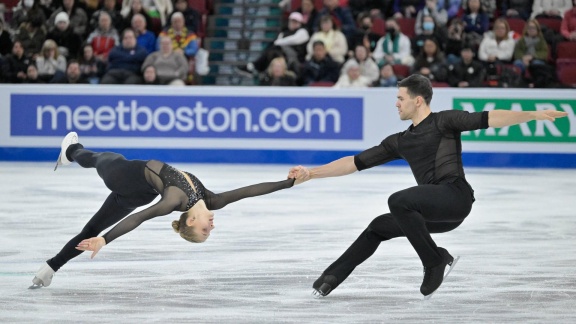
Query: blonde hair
172 212 204 243
42 39 60 59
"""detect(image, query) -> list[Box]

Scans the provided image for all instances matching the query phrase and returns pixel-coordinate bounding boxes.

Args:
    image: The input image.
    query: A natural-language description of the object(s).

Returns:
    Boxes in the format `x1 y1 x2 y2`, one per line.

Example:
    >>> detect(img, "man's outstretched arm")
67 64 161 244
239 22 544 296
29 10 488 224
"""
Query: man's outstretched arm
289 156 358 185
488 109 568 128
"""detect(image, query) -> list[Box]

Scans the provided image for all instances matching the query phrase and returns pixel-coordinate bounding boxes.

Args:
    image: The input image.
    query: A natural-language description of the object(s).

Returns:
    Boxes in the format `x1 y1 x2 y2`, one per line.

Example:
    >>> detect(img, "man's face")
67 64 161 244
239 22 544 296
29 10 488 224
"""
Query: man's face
395 87 418 121
122 31 136 48
313 44 326 60
67 63 80 80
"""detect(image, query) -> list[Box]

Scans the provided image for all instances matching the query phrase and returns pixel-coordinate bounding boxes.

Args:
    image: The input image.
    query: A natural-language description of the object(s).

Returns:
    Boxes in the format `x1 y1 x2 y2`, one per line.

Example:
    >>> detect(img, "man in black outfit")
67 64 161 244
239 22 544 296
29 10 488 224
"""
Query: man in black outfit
289 74 567 297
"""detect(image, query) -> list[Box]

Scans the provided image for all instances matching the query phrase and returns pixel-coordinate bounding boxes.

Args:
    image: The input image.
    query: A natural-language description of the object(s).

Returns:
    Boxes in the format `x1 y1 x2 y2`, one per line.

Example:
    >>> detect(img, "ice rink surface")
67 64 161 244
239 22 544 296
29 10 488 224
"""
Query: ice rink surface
0 162 575 323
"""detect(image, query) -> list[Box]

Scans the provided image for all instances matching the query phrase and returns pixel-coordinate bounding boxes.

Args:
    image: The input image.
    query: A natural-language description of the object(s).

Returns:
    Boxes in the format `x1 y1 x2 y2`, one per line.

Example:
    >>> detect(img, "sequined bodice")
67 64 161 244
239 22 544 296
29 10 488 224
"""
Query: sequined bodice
159 164 206 210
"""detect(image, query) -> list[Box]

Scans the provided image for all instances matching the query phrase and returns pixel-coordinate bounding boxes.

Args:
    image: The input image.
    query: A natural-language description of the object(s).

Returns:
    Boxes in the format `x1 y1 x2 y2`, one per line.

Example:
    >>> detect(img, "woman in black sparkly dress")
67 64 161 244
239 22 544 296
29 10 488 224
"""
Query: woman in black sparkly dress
31 132 295 288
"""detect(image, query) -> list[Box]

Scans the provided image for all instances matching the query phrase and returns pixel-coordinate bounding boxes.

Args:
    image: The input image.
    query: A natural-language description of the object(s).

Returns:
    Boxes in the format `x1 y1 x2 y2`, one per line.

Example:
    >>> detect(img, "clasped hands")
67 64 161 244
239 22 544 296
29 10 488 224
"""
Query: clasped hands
288 165 311 185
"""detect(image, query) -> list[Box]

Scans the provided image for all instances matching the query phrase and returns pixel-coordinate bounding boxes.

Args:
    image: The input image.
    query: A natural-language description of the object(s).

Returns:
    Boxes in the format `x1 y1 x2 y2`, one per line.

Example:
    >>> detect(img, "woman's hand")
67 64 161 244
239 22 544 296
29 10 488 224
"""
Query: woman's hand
76 237 106 259
288 165 311 185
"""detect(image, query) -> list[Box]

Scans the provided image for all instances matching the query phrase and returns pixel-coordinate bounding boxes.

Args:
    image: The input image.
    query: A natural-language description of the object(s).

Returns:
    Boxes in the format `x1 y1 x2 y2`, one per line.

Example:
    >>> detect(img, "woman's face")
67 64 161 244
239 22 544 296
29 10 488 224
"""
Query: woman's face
423 40 437 56
468 0 480 11
83 45 93 59
526 23 538 37
143 66 156 82
131 0 143 12
271 61 285 77
301 0 314 13
355 46 367 61
27 65 38 79
320 19 332 32
186 201 215 242
494 22 507 38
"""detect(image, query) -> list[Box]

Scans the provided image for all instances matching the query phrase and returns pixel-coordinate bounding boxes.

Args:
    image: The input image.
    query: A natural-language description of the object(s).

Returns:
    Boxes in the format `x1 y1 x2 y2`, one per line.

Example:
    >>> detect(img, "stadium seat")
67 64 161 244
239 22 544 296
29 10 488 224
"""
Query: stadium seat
397 17 415 38
431 82 450 87
371 17 386 36
556 42 576 59
392 64 410 78
506 18 525 35
536 17 562 33
557 65 576 87
188 0 207 14
290 0 324 11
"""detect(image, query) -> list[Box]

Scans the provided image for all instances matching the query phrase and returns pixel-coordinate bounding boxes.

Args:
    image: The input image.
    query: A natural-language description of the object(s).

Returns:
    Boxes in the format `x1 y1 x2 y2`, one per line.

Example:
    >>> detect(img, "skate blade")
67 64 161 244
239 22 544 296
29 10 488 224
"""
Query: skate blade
54 153 62 171
423 256 460 301
28 283 43 289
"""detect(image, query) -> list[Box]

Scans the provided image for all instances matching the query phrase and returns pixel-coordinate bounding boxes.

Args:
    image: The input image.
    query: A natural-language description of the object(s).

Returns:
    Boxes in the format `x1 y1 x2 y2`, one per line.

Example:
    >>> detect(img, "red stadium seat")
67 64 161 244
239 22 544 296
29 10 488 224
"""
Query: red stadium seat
431 82 450 87
557 65 576 87
506 18 525 35
392 64 410 78
308 81 335 87
371 17 386 36
188 0 207 14
536 17 562 33
396 17 415 38
290 0 324 11
556 42 576 59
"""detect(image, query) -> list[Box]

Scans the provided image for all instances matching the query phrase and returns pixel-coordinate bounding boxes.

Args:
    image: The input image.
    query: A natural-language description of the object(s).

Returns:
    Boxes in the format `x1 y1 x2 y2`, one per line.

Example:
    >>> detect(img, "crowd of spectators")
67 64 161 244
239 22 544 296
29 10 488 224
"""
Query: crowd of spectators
265 0 576 88
1 0 576 88
0 0 207 85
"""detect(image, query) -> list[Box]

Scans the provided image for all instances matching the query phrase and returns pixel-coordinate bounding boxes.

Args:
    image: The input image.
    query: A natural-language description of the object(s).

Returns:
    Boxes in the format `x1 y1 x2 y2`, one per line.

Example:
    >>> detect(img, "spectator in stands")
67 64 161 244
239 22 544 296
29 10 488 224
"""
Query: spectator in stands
462 0 489 51
142 35 188 85
560 2 576 40
307 15 348 63
478 18 516 64
132 14 156 54
294 0 319 35
412 38 448 82
236 12 309 77
301 40 341 85
445 17 465 63
348 12 381 56
0 20 13 57
447 45 486 87
142 64 161 84
259 56 298 86
373 62 398 87
341 44 380 83
47 12 83 59
333 61 373 88
10 0 47 30
121 0 154 35
313 0 356 41
90 0 124 32
14 13 47 56
415 0 448 35
412 15 447 57
4 41 31 83
51 60 89 83
100 28 148 84
462 0 496 20
167 0 201 34
501 0 533 21
392 0 425 19
159 12 199 59
36 39 67 81
86 11 120 60
122 0 173 27
24 63 43 83
531 0 572 19
513 19 549 73
78 43 106 84
48 0 88 37
440 0 463 20
373 18 415 67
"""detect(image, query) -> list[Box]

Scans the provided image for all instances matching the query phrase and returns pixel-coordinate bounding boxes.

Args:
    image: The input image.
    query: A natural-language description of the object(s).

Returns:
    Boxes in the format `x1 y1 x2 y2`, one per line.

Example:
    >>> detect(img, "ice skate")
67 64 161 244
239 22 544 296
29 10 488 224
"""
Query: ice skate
29 263 55 289
54 132 78 171
421 247 459 299
312 274 339 297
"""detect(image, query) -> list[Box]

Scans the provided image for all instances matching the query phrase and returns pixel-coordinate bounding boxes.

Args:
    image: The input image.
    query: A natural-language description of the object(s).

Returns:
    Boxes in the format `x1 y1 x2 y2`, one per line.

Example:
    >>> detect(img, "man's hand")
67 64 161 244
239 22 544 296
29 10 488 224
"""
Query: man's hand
76 237 106 259
533 110 568 121
288 165 311 185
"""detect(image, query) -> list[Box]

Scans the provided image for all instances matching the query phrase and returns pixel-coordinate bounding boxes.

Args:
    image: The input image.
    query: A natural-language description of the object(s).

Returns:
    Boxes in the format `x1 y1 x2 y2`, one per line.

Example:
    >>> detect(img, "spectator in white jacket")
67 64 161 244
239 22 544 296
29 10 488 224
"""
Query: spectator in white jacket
531 0 573 19
340 44 380 83
35 39 67 81
373 18 415 67
478 18 516 63
306 15 348 63
333 61 372 88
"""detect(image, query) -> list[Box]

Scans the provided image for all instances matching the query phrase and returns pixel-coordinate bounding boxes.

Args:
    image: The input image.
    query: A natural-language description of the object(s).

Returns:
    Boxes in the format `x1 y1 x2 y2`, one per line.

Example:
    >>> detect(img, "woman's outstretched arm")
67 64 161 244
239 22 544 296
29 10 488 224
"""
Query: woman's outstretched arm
205 178 295 210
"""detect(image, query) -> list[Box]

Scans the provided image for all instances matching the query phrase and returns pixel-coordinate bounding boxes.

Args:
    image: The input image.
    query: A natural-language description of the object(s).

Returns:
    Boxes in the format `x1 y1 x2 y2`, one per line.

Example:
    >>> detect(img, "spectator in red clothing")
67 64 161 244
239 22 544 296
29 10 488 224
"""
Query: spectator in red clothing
86 11 120 60
561 1 576 41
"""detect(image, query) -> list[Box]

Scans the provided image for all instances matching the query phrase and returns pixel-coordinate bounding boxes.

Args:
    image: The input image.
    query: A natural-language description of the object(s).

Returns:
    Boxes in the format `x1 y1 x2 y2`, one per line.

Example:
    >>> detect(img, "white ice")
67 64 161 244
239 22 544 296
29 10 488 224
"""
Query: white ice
0 162 575 323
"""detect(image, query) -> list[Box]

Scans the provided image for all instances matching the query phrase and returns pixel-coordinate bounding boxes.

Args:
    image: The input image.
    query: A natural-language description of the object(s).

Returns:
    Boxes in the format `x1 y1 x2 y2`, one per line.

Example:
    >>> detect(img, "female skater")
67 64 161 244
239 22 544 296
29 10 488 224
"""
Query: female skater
31 132 295 288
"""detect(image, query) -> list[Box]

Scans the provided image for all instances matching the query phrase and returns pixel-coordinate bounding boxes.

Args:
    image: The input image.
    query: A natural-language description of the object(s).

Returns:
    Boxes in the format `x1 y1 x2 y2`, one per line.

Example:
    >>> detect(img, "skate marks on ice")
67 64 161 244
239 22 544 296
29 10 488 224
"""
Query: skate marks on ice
0 163 575 323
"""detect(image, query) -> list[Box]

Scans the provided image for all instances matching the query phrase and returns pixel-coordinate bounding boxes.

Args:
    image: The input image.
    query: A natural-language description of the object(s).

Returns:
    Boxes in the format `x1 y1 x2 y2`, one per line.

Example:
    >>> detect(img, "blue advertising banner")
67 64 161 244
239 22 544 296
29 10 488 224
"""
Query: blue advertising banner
11 94 363 139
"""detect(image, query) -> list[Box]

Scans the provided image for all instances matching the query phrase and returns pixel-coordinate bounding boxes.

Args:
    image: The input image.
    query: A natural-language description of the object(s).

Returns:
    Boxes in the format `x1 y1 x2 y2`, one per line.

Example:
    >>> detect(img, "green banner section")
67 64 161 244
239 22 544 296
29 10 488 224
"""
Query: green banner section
453 98 576 142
